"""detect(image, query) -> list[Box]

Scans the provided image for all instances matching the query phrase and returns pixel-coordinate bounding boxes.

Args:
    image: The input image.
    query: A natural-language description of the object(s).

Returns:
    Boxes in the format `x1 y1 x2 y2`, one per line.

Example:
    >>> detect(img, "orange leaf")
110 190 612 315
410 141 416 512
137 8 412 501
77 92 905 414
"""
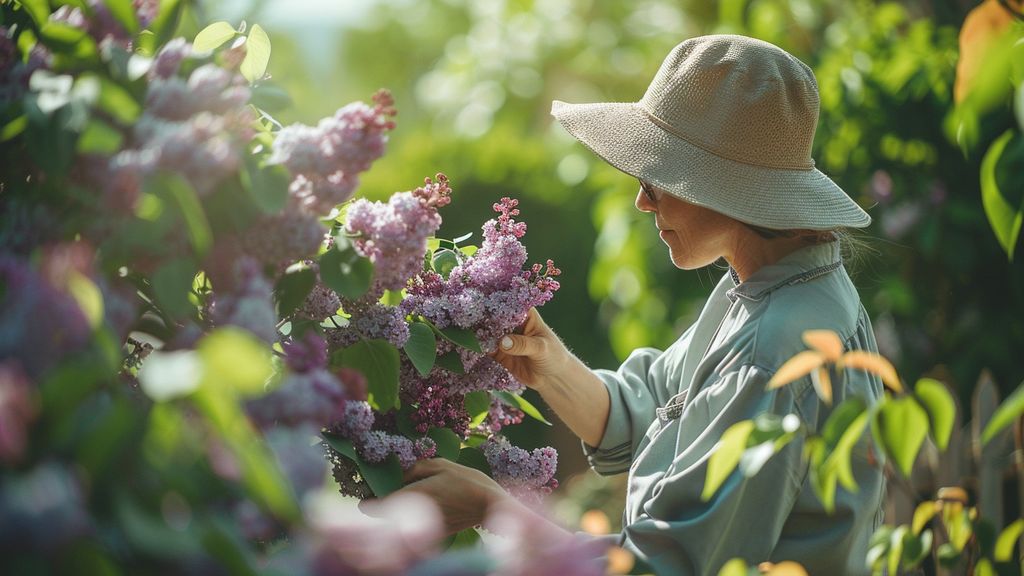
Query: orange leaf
802 330 843 362
767 351 825 389
810 366 833 406
840 351 903 393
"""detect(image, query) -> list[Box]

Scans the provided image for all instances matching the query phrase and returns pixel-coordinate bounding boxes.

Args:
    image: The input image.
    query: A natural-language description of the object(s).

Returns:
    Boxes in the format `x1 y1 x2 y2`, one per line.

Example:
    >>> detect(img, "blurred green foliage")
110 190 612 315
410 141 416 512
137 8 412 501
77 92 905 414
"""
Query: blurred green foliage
212 0 1024 468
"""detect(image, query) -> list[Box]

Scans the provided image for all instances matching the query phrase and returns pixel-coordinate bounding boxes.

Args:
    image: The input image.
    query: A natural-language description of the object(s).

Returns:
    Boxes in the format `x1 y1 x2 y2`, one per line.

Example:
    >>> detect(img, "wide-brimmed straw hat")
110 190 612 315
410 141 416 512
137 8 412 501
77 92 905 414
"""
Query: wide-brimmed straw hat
551 34 871 230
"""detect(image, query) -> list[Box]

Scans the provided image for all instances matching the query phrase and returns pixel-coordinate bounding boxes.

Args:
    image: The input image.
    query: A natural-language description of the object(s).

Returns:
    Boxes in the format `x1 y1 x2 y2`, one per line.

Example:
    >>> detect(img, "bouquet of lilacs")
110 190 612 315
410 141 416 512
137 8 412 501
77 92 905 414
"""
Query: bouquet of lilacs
304 182 564 505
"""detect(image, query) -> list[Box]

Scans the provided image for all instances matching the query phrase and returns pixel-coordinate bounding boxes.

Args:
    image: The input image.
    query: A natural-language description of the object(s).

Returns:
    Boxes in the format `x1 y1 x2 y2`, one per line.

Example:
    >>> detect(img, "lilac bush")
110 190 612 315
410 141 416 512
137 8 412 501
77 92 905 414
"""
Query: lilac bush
0 2 577 573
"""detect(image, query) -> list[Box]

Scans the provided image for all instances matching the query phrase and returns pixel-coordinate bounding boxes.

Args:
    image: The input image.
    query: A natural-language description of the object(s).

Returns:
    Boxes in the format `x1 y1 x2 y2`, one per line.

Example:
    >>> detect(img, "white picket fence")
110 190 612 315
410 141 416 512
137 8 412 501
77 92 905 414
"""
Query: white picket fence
882 371 1023 575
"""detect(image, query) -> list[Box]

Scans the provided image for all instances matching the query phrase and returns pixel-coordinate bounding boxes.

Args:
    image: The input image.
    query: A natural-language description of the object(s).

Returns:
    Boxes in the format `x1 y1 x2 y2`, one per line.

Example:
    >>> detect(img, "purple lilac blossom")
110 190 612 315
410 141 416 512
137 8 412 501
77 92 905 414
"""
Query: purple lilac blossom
247 368 347 429
0 254 91 380
269 91 397 214
402 197 560 352
483 436 558 506
345 174 452 293
238 206 327 270
0 362 35 465
325 302 410 350
265 423 329 498
0 461 92 552
209 257 279 344
283 331 329 373
296 278 341 321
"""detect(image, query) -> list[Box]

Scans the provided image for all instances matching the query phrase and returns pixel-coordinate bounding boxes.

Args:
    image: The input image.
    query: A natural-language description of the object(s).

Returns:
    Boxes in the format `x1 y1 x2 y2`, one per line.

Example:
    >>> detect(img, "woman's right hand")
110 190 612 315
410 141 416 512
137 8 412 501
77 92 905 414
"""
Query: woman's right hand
492 308 572 390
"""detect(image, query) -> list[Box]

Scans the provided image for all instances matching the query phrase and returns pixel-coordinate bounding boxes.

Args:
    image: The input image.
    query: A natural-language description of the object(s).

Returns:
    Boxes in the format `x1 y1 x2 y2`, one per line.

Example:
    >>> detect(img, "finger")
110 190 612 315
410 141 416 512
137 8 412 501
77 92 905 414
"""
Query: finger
357 497 382 517
402 458 444 484
498 333 544 357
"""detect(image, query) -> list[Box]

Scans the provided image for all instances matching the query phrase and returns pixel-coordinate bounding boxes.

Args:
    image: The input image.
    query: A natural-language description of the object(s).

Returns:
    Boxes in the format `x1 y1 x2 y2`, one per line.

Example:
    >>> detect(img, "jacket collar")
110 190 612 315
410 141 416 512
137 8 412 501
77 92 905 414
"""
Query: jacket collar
726 241 843 303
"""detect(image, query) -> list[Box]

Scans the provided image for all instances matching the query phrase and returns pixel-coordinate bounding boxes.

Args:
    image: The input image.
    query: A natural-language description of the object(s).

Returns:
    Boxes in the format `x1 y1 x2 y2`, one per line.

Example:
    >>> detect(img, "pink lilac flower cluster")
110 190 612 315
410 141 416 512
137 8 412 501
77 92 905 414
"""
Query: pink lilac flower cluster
236 208 327 270
269 91 397 215
399 360 472 435
209 257 279 344
324 302 410 350
480 399 525 435
100 48 254 213
483 436 559 506
247 331 349 429
345 174 452 294
295 265 341 322
0 253 91 380
402 197 561 352
0 362 36 465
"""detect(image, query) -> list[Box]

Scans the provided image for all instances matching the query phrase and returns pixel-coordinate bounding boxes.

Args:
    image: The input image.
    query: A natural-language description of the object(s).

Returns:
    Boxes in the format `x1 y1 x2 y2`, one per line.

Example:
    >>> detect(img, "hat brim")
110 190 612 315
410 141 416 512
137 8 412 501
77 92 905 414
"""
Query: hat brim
551 100 871 230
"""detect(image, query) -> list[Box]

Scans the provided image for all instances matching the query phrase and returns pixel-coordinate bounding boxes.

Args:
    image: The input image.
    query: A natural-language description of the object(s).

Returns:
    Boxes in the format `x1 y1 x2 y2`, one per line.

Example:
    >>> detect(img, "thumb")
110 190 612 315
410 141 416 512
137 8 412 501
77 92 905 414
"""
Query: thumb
498 333 544 357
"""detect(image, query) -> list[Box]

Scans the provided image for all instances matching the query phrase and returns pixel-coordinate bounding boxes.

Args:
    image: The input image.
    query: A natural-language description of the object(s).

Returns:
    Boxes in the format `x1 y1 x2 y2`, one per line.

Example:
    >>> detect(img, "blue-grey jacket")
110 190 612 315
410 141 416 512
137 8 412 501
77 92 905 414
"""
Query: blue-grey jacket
585 241 886 575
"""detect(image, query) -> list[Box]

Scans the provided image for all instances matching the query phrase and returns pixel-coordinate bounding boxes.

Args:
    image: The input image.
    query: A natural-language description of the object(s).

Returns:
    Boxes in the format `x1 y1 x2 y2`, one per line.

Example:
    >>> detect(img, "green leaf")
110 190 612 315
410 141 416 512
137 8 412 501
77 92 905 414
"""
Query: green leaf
241 154 290 214
888 525 908 576
912 501 938 535
152 258 198 319
821 397 868 450
193 388 299 522
464 390 491 427
159 175 212 258
702 420 755 501
250 82 293 113
496 391 552 426
995 518 1024 562
198 328 274 397
322 433 404 497
151 0 184 46
827 411 870 492
914 378 956 451
66 271 104 330
404 322 437 377
431 249 460 279
435 350 465 374
738 441 776 477
102 0 139 34
274 265 317 317
96 77 141 124
76 118 124 154
981 130 1024 260
240 24 271 83
40 22 89 52
456 447 492 476
448 528 481 550
335 339 400 411
717 558 749 576
193 21 237 53
982 382 1024 444
872 396 929 477
439 326 483 353
427 427 461 461
19 0 50 27
319 237 374 300
975 558 996 576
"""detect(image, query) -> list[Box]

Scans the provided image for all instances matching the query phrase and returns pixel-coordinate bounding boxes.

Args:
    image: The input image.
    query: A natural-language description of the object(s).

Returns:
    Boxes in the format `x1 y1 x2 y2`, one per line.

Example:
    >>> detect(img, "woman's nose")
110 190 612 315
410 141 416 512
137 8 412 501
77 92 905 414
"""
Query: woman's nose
635 187 656 213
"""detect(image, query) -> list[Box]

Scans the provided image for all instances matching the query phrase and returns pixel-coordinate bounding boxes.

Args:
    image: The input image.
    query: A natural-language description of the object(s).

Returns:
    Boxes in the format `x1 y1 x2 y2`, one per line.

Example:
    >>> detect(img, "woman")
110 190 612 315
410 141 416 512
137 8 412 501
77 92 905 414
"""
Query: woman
396 34 885 575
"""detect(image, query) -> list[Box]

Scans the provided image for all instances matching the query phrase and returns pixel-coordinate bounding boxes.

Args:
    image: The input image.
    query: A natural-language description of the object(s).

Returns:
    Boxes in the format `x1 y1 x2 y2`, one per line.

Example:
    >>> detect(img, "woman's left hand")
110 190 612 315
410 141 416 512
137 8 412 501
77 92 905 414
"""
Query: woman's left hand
389 458 507 535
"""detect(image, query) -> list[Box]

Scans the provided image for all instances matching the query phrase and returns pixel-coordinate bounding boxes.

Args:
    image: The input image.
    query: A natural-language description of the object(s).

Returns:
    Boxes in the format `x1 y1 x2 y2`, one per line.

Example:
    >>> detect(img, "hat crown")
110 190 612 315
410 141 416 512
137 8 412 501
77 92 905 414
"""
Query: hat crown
640 35 819 170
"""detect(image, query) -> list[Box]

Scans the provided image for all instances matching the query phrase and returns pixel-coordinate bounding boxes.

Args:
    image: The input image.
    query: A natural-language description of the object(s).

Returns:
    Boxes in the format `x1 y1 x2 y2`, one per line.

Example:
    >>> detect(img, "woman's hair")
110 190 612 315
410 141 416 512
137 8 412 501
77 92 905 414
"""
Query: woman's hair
744 224 873 274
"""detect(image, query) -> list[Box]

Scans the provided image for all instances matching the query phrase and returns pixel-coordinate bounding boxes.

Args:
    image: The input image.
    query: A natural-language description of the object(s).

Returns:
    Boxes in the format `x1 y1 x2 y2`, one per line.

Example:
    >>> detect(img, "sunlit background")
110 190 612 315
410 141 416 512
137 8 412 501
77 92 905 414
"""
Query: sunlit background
178 0 1017 518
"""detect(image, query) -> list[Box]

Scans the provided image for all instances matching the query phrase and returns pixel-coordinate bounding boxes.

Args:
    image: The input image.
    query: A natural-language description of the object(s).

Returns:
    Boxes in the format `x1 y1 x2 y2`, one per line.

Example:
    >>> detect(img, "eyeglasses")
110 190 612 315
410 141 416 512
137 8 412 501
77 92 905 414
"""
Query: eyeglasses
639 180 658 204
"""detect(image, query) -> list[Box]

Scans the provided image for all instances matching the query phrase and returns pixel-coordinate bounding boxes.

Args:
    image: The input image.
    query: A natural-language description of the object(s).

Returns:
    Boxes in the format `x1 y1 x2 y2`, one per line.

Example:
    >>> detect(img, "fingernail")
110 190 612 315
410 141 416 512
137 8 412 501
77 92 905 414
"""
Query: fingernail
501 336 513 350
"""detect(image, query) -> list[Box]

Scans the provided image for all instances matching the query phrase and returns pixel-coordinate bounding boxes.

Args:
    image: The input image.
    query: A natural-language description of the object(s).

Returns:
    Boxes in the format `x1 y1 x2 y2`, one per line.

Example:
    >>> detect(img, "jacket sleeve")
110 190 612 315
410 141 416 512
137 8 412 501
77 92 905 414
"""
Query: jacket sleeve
581 346 672 475
620 364 812 575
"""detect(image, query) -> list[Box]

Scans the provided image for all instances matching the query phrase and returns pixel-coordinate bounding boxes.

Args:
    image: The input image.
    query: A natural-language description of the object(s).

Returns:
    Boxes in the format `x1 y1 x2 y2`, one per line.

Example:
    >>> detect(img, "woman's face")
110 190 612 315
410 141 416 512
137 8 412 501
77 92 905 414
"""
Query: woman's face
635 182 740 270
